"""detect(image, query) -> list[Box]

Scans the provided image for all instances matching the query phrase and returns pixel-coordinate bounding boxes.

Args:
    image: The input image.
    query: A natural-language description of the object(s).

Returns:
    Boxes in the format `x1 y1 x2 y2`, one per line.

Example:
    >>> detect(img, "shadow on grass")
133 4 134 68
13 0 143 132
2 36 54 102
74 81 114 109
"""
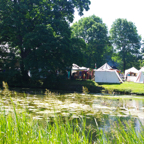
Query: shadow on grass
58 79 104 93
98 83 122 86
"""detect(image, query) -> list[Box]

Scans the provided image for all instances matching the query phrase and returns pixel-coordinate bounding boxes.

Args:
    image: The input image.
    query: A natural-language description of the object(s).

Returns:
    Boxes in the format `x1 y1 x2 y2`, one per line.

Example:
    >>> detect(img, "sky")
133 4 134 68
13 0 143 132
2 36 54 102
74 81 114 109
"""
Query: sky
73 0 144 40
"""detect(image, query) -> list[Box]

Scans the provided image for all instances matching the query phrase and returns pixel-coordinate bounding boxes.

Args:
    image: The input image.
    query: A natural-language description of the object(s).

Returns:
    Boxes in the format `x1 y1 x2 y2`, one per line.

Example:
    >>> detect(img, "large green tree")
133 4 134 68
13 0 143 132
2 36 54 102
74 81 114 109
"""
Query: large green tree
110 18 141 71
71 15 109 68
0 0 90 82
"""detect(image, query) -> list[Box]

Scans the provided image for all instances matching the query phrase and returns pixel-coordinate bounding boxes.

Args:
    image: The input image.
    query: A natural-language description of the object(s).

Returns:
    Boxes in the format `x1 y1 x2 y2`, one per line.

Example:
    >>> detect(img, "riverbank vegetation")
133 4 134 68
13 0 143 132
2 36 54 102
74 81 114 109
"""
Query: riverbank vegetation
58 80 144 95
1 109 144 144
1 79 144 95
0 84 144 143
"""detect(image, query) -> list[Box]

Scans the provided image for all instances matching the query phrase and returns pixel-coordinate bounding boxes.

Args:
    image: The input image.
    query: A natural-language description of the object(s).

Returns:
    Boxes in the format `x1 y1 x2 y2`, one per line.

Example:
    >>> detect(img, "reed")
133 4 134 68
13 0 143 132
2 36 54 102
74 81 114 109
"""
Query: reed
0 105 144 143
0 82 144 143
0 105 93 143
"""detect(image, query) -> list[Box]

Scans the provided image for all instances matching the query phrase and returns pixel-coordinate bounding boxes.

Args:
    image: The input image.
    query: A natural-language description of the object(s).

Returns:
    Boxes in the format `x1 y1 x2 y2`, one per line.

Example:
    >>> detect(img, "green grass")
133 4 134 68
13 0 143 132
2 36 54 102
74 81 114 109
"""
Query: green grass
0 112 91 143
2 79 144 95
0 105 144 144
60 80 144 95
99 82 144 95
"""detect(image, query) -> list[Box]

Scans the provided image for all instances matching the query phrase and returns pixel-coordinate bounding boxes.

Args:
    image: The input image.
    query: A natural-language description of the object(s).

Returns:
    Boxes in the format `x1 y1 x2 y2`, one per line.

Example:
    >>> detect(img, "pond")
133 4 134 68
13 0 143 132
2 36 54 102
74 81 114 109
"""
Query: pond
0 89 144 131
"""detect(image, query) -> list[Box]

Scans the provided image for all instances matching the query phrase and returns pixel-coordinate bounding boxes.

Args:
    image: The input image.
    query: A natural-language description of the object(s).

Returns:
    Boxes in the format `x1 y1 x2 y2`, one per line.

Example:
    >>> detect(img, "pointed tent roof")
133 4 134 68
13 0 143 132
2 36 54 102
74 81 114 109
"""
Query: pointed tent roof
72 63 89 71
72 63 79 70
96 63 112 71
79 66 89 71
139 67 144 72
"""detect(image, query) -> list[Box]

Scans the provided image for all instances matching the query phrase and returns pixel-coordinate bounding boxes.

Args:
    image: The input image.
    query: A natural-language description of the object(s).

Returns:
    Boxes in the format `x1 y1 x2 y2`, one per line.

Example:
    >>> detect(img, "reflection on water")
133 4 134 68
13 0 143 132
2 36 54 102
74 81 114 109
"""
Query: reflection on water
0 91 144 131
92 95 144 132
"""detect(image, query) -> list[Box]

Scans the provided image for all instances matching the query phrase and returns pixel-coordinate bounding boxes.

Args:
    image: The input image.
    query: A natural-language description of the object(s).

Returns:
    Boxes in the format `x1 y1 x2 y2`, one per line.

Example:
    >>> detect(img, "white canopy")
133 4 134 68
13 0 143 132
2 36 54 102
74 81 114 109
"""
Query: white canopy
72 63 79 70
95 70 123 83
72 63 89 71
96 63 112 71
125 67 139 77
79 66 89 71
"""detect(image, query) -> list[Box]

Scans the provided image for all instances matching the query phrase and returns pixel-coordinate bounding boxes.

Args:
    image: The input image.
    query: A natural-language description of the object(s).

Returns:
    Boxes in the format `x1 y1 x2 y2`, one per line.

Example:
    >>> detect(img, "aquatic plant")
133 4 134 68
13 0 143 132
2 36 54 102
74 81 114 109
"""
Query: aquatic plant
44 89 55 97
2 81 11 96
82 86 89 94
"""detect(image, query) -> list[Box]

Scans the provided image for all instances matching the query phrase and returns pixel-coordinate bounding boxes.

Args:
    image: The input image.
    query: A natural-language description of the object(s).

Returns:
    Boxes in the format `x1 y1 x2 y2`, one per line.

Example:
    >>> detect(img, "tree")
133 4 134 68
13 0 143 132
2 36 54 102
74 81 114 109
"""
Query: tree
71 15 109 68
110 18 141 71
0 0 91 82
70 38 87 66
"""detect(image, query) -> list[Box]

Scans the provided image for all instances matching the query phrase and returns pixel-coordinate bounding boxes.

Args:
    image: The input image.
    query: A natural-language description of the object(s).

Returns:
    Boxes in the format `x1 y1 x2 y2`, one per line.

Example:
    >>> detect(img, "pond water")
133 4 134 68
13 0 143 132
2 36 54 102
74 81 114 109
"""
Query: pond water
0 90 144 131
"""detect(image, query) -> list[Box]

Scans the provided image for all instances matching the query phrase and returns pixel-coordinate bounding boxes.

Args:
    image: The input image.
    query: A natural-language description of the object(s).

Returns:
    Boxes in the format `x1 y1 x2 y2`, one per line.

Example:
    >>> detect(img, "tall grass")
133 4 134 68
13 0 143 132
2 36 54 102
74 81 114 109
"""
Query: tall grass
99 119 144 144
0 108 93 143
0 82 144 143
0 104 144 143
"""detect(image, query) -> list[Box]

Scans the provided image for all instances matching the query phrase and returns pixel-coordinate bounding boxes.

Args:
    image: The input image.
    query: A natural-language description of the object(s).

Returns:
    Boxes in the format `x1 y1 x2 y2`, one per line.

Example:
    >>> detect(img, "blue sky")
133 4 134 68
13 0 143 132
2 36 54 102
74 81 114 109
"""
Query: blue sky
73 0 144 40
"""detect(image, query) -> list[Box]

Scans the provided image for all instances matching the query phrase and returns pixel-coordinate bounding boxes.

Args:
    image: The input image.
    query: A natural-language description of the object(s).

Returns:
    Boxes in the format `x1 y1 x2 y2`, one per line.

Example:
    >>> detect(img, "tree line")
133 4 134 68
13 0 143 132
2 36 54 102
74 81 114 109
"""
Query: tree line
0 0 143 87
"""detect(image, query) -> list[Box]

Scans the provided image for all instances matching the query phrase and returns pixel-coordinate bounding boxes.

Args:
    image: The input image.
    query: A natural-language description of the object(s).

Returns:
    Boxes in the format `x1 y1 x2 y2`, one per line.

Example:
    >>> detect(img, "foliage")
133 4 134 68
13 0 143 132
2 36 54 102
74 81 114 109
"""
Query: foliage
70 38 87 66
71 15 110 68
138 59 144 68
0 0 91 83
110 18 142 71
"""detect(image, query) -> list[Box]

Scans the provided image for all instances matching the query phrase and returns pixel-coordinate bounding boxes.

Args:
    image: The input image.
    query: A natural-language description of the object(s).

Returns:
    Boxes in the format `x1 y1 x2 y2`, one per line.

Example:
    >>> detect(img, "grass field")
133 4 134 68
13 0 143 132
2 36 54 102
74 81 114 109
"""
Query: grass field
62 80 144 95
63 80 144 95
100 82 144 95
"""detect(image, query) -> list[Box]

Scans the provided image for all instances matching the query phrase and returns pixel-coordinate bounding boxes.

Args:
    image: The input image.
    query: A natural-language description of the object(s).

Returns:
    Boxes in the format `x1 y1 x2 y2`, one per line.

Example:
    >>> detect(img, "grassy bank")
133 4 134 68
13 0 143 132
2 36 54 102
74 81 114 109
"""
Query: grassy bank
2 79 103 94
60 80 144 95
2 79 144 95
58 79 104 93
100 82 144 95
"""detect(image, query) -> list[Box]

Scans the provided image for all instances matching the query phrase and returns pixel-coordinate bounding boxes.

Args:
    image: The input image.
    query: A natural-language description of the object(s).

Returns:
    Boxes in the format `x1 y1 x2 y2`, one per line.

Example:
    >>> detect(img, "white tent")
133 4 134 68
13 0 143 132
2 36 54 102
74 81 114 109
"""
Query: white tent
125 67 139 77
135 71 144 83
72 63 89 71
97 63 112 71
72 63 79 70
79 66 89 71
139 67 144 72
95 70 123 83
71 63 89 75
125 67 139 82
135 67 144 83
